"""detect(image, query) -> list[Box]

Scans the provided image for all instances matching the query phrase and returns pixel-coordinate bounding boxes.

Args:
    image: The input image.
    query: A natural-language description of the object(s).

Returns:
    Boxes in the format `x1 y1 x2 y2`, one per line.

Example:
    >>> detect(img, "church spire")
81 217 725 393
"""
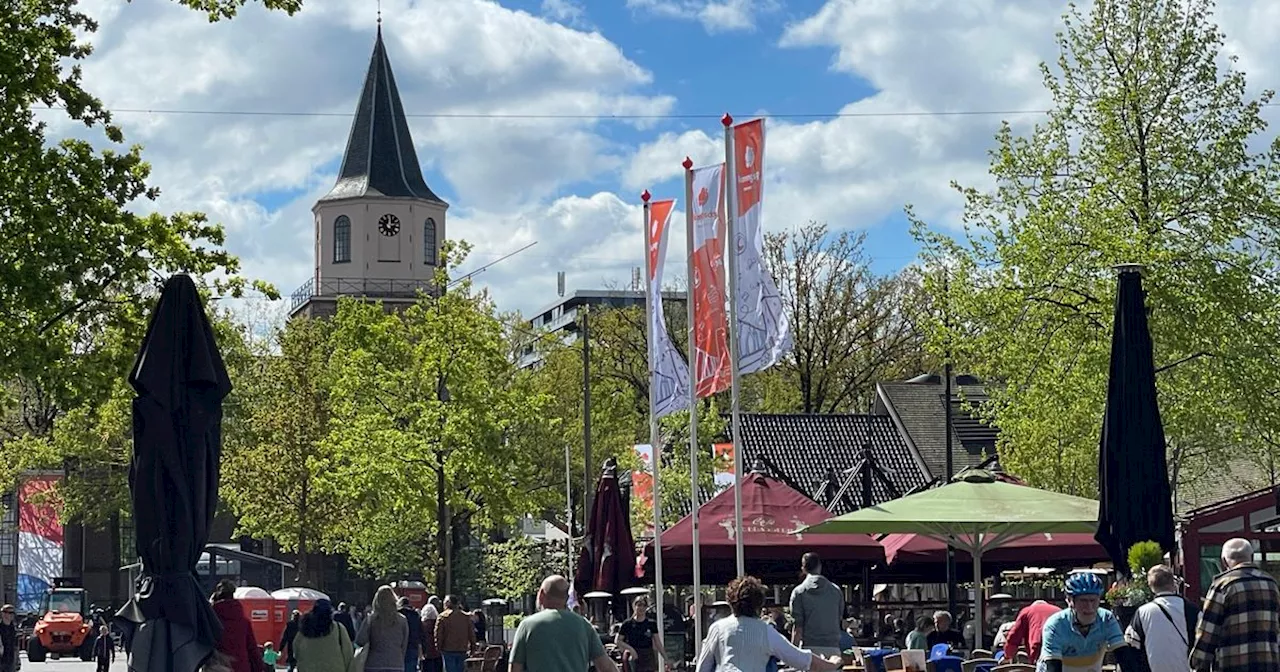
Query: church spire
320 28 444 204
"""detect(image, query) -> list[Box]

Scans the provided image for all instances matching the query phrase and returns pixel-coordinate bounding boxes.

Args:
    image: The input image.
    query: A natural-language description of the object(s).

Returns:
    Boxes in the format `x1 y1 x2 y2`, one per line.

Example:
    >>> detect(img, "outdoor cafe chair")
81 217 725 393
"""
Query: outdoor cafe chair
961 658 998 672
928 645 951 661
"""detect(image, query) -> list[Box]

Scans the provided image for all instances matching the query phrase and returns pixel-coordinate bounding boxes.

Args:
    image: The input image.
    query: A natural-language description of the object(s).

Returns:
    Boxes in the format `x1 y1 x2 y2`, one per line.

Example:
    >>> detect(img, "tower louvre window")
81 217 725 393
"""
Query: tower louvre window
334 215 351 263
424 218 437 265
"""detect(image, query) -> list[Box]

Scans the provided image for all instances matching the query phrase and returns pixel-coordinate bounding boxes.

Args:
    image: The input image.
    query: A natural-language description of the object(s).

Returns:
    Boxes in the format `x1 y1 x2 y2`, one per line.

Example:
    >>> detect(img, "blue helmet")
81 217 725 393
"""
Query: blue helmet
1065 572 1104 597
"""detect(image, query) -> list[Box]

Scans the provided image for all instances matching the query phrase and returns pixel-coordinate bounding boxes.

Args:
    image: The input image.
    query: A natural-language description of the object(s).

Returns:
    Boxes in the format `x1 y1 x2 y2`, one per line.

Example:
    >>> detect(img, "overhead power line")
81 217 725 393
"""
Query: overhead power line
48 104 1280 121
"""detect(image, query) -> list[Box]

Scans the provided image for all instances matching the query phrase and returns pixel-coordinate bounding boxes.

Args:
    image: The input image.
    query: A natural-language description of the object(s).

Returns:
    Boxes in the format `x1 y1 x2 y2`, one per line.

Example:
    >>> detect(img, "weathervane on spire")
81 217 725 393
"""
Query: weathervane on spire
376 0 382 27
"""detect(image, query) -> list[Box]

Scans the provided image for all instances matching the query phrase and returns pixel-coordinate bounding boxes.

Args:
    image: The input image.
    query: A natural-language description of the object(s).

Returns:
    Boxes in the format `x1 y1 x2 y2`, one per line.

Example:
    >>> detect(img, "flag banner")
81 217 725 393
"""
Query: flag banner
632 444 655 527
713 442 735 488
732 119 792 374
689 164 733 397
647 199 692 417
18 475 63 612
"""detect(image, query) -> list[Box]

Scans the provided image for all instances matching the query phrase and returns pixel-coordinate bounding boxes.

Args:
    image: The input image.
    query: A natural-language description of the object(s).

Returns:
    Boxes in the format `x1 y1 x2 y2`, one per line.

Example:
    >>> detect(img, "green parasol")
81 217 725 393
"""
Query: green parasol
804 470 1099 647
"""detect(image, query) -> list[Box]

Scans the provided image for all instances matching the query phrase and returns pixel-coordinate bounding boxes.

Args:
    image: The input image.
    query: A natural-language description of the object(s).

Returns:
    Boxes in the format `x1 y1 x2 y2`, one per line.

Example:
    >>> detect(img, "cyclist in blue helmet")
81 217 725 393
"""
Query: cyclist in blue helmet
1038 572 1141 672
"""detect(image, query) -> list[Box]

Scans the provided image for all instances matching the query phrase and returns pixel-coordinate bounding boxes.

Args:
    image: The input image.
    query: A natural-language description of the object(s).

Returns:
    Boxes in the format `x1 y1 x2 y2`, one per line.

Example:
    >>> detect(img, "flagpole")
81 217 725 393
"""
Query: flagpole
682 156 704 658
721 113 746 579
641 189 667 651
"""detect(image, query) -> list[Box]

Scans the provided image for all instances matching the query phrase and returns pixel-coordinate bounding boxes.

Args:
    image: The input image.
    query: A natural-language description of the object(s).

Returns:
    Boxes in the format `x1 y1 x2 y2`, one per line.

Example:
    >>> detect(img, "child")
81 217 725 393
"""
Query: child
262 641 280 669
93 625 115 672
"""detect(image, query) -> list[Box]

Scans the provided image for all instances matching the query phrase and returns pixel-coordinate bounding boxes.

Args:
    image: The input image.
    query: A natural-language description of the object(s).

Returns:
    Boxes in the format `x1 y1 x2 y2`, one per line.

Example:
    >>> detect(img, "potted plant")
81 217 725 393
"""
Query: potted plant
1107 540 1164 626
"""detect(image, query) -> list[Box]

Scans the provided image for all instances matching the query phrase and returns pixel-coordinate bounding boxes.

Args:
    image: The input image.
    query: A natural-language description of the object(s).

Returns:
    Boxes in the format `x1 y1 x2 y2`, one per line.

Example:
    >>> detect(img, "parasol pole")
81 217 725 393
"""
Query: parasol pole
722 113 746 578
641 190 667 649
683 157 705 657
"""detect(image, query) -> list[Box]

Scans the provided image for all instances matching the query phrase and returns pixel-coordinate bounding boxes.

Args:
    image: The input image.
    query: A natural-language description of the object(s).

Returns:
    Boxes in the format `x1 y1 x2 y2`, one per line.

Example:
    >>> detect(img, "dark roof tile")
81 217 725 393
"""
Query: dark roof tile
875 380 995 479
735 413 929 514
321 28 445 205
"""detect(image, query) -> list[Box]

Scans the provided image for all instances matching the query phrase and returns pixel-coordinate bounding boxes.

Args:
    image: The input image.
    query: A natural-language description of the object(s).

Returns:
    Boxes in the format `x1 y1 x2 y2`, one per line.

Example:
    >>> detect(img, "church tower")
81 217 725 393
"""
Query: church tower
290 26 449 319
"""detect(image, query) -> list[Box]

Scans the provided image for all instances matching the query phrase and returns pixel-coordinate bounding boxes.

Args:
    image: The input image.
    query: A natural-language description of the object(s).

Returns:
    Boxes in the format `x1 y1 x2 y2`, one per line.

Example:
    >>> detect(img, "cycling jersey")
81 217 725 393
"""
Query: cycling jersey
1037 607 1126 672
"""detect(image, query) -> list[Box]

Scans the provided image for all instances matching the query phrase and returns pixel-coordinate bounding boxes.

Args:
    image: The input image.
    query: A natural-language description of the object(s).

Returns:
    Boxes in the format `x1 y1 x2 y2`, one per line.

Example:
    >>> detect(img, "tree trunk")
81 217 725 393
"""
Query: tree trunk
436 448 450 596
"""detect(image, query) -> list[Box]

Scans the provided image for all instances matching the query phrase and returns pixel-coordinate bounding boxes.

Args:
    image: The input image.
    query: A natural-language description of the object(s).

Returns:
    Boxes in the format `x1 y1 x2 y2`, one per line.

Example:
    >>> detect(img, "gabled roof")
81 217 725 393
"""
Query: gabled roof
321 27 445 205
735 413 930 514
874 376 996 480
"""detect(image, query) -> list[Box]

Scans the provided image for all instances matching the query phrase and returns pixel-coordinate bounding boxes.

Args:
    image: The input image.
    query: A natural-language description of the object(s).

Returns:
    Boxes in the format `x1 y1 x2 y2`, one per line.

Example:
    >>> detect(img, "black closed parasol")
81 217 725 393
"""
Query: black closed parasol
1095 265 1175 575
114 274 231 672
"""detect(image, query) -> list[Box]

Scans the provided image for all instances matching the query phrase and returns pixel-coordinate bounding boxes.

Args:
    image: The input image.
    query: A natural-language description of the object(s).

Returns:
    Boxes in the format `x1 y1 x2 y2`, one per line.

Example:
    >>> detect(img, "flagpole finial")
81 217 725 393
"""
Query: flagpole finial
721 113 733 127
640 189 651 203
682 157 693 170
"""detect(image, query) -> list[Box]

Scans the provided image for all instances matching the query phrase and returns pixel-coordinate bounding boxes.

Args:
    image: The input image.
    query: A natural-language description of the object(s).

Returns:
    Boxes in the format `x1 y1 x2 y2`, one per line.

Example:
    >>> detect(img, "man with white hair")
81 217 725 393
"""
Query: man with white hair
1190 538 1280 671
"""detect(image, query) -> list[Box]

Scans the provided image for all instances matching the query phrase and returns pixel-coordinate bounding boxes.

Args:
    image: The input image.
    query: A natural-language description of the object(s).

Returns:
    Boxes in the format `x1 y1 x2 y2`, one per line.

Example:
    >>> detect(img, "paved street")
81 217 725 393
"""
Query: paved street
18 656 126 672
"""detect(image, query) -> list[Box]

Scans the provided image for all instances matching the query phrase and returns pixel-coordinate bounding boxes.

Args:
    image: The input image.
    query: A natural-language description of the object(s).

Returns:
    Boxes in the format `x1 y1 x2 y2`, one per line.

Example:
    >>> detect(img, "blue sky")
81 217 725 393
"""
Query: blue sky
55 0 1280 315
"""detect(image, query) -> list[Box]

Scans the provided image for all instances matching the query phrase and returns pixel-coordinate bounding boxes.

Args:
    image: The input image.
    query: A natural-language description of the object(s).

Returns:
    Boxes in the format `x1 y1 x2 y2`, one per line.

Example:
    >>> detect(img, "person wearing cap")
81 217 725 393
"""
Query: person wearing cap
0 604 17 672
400 596 425 672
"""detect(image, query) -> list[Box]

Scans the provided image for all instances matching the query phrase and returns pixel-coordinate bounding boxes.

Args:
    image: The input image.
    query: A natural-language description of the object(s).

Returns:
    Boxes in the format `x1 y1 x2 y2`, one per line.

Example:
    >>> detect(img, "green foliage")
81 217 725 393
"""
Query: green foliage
1128 541 1165 577
222 316 347 583
911 0 1280 494
0 0 276 416
324 246 555 578
1 310 255 530
481 536 569 603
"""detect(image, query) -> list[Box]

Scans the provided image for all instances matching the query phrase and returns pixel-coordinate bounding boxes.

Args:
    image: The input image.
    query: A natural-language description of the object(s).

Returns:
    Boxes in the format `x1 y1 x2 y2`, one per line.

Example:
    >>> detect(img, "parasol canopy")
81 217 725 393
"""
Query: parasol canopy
114 274 232 672
805 470 1098 647
1095 266 1175 573
644 471 884 584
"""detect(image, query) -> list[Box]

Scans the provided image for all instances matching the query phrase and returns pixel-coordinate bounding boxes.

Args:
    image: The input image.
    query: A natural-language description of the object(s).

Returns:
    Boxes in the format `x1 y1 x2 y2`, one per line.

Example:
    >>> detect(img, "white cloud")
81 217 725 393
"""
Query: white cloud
541 0 588 27
626 0 779 33
52 0 1280 319
63 0 676 312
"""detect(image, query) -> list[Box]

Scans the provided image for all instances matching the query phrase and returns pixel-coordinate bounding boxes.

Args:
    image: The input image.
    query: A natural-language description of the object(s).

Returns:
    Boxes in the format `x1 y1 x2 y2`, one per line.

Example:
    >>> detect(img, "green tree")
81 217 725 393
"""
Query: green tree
1 309 257 527
325 250 554 590
481 536 570 602
222 316 347 585
1 0 280 414
759 222 933 413
912 0 1280 494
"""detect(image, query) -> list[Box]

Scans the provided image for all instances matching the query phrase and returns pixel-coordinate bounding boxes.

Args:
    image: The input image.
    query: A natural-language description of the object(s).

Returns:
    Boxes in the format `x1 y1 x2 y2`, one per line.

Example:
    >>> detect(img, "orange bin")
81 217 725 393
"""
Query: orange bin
234 587 278 650
391 581 429 610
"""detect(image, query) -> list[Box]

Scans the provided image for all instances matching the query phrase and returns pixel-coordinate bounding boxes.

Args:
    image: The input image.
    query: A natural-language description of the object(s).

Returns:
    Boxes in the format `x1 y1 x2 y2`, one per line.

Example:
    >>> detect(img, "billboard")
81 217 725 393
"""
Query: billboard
17 476 63 612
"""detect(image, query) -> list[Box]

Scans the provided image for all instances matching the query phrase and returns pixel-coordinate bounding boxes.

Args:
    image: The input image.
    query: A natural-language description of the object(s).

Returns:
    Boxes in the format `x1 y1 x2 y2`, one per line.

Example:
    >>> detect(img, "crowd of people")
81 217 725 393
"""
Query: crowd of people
205 579 493 672
151 535 1280 672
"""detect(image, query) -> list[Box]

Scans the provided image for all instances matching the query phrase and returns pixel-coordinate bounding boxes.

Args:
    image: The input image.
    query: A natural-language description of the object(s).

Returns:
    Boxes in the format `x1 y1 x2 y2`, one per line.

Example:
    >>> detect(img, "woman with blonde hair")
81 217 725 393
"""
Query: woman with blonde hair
356 585 409 672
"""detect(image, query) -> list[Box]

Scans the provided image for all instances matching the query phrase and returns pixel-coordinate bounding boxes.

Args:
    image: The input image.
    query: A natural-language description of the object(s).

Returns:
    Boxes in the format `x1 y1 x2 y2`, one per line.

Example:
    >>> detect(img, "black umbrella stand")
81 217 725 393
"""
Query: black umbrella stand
114 274 231 672
1095 264 1175 576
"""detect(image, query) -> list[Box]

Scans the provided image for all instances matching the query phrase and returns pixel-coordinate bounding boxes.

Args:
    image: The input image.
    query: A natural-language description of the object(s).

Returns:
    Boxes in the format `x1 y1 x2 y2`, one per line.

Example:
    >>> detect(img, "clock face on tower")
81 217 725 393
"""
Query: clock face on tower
378 213 401 237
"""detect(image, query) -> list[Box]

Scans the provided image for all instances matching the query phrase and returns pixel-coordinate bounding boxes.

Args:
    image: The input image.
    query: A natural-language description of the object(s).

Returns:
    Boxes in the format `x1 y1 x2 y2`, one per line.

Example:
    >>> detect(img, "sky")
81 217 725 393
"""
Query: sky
47 0 1280 318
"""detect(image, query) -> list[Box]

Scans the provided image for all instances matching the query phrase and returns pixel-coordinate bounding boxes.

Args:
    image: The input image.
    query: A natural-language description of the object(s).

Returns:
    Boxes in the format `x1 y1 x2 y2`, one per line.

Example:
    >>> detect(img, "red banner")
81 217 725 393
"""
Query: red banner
688 164 732 397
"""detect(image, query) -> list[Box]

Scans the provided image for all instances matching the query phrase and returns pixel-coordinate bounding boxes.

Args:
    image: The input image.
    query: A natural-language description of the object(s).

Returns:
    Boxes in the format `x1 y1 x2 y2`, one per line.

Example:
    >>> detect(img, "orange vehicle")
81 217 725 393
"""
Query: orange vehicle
26 579 95 662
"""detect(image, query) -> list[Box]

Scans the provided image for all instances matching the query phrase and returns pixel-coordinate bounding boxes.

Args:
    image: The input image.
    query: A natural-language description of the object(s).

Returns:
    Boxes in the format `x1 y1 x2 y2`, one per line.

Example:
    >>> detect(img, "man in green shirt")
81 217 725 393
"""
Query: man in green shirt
512 576 619 672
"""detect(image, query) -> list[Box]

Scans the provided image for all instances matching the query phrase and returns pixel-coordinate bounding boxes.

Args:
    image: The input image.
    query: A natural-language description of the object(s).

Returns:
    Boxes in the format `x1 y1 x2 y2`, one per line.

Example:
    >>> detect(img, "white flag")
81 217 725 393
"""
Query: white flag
731 119 792 373
646 198 691 417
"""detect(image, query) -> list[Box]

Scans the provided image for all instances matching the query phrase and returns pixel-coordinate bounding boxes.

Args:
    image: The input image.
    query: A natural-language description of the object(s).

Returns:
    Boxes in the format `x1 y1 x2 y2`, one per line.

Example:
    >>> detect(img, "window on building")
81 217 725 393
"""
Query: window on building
1 499 15 567
424 218 437 265
334 215 351 264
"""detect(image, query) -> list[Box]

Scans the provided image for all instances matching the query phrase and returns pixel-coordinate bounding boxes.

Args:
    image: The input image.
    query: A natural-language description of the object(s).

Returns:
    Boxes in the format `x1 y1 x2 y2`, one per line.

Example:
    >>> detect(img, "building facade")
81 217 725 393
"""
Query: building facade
518 289 686 368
